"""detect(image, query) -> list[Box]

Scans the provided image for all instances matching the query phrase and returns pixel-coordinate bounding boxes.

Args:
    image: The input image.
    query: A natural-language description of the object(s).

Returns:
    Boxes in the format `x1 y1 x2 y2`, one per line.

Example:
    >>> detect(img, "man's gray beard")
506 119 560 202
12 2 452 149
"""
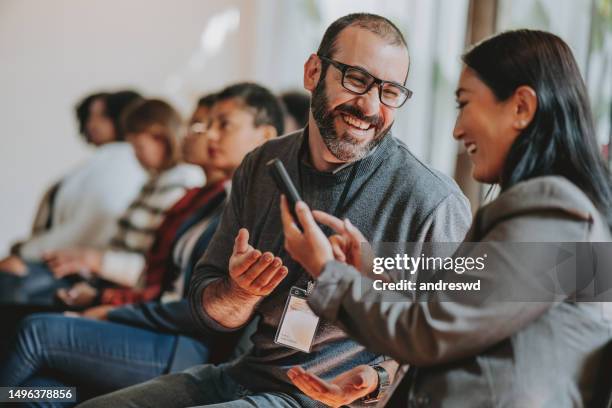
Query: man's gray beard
321 126 390 162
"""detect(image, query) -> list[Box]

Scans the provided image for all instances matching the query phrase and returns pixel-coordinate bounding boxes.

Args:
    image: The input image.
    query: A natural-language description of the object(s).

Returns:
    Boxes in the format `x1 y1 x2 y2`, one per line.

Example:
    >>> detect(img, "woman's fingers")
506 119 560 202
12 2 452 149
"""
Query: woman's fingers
344 218 367 244
329 235 347 262
312 210 345 234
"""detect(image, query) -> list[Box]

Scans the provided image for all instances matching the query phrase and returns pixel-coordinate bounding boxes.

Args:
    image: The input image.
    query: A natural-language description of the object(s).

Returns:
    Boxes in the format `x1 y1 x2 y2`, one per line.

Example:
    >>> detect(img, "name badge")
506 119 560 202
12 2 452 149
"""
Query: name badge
274 286 320 353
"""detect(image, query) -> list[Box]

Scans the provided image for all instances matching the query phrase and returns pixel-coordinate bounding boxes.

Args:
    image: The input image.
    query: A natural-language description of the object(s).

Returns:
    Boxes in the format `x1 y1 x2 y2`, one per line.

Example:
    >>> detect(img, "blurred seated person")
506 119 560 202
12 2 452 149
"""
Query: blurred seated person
281 30 612 407
280 90 310 133
0 90 146 276
0 99 203 306
54 93 223 309
0 83 285 405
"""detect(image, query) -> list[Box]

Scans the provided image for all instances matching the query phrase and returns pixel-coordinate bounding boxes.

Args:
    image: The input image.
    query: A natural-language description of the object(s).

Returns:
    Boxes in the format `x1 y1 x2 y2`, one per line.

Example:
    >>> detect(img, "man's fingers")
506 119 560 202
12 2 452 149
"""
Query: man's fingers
259 266 288 293
250 258 283 288
231 249 262 277
233 228 250 255
288 367 326 395
238 252 275 284
292 375 322 398
312 210 345 234
299 372 329 394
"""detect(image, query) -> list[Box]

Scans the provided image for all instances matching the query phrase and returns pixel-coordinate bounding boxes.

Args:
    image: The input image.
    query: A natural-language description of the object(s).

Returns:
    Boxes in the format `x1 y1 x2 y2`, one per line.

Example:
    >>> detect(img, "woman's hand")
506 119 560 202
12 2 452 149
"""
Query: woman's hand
81 305 116 320
311 211 370 273
287 365 378 407
56 281 98 307
280 195 373 278
43 248 102 278
280 195 334 278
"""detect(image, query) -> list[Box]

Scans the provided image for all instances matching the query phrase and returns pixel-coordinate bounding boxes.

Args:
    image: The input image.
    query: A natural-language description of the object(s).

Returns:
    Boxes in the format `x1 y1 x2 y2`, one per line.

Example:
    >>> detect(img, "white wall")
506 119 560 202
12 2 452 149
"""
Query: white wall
0 0 475 253
0 0 252 253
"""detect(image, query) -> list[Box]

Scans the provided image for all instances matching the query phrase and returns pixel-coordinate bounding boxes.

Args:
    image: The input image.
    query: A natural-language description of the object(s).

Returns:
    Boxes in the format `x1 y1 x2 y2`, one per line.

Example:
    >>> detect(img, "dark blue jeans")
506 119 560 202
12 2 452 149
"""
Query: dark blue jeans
0 313 209 403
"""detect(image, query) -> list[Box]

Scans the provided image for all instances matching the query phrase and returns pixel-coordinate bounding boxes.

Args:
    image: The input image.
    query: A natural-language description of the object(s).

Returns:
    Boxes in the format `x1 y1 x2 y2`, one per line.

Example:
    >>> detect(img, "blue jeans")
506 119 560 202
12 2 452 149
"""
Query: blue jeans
77 363 303 408
0 314 209 403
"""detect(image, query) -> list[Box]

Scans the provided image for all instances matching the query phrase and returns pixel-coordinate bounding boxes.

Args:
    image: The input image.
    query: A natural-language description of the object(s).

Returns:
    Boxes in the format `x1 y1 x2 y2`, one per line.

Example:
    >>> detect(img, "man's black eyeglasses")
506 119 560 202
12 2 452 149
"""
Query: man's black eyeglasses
318 54 412 108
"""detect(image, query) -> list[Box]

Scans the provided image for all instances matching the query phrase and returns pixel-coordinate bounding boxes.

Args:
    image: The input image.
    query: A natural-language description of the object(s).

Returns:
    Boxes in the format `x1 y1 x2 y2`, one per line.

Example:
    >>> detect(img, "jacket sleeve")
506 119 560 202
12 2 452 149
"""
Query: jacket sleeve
188 157 250 334
308 211 589 366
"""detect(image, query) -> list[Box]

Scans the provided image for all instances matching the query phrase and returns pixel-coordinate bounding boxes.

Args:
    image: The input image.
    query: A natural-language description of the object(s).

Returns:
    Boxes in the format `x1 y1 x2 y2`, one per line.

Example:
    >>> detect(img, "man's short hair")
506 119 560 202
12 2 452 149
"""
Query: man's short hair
217 82 285 136
317 13 408 59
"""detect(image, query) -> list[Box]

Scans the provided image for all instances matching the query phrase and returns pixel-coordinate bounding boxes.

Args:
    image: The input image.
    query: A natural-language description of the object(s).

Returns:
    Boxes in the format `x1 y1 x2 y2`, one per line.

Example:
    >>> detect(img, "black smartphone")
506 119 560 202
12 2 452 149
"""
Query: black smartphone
266 158 302 226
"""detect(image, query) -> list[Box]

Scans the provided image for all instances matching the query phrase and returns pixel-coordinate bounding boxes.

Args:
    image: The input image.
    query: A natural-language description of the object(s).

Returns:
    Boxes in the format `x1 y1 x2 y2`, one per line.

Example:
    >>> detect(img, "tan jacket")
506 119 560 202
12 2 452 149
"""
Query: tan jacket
309 176 612 407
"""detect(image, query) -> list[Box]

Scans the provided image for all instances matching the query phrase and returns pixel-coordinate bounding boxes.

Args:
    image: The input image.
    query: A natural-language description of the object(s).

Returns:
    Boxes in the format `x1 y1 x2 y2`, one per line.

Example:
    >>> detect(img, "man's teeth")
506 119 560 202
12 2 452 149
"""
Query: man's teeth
466 143 477 154
342 114 370 130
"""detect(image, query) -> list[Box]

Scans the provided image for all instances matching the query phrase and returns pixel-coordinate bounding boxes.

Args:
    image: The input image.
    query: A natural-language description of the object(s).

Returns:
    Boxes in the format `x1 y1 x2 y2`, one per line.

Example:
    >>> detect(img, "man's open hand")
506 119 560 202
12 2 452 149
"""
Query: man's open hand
228 228 288 298
288 365 378 407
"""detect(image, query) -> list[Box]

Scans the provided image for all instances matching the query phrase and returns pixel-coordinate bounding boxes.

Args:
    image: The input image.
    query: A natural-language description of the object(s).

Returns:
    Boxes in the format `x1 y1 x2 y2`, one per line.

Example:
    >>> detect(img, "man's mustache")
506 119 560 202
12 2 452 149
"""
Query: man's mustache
333 103 384 130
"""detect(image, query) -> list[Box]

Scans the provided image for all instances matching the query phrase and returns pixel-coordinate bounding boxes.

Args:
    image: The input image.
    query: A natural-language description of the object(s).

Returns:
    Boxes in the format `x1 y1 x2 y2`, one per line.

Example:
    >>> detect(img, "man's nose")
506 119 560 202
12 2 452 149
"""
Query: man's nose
356 86 382 117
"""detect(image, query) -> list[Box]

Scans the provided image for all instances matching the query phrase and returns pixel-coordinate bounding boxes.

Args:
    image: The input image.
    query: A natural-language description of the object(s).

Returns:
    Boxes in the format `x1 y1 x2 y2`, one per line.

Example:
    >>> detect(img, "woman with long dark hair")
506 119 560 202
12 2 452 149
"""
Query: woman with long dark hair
280 29 612 407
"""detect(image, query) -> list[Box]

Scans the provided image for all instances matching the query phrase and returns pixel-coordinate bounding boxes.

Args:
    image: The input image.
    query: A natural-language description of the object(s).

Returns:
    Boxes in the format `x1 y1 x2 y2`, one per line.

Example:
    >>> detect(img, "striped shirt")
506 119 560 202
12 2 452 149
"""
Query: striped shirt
101 164 203 287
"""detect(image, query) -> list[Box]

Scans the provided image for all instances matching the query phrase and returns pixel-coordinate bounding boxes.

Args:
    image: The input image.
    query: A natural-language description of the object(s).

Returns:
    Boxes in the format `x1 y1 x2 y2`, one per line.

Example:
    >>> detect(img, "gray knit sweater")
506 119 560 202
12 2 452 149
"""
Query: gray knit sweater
189 128 472 407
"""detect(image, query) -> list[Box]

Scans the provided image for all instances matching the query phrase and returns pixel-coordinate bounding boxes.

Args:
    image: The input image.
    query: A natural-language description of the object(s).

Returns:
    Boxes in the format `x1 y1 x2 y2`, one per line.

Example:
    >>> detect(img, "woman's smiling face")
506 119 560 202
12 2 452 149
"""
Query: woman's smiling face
453 67 520 184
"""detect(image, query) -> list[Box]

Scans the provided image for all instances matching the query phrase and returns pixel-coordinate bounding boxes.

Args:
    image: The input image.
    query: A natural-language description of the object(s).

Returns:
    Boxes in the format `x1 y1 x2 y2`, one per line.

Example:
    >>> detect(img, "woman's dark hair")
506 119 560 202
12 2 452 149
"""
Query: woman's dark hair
122 99 183 169
217 82 285 136
74 90 142 143
75 92 108 141
105 90 143 141
463 29 612 228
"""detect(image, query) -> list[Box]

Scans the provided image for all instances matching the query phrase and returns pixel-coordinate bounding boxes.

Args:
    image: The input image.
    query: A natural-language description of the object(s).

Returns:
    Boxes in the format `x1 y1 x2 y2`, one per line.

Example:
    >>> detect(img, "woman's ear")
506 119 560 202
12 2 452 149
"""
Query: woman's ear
304 54 322 92
512 85 538 130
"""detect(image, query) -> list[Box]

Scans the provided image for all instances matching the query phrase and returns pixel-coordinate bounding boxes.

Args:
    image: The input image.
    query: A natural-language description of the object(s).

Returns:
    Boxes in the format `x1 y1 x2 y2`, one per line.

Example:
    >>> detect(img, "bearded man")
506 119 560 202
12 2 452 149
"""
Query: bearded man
80 13 471 408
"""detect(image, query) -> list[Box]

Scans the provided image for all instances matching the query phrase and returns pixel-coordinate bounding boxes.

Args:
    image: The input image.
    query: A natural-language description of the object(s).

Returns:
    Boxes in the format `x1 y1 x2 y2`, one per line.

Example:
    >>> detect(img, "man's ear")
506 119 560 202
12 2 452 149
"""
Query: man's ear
304 54 322 92
512 85 538 131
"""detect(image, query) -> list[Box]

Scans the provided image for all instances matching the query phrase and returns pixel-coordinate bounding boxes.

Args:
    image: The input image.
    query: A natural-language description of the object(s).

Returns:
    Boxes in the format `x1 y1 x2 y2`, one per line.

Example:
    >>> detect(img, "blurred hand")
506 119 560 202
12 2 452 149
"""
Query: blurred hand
44 248 102 278
280 196 334 278
63 304 115 320
228 228 288 299
0 255 27 276
81 305 115 320
287 365 378 407
56 281 98 307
